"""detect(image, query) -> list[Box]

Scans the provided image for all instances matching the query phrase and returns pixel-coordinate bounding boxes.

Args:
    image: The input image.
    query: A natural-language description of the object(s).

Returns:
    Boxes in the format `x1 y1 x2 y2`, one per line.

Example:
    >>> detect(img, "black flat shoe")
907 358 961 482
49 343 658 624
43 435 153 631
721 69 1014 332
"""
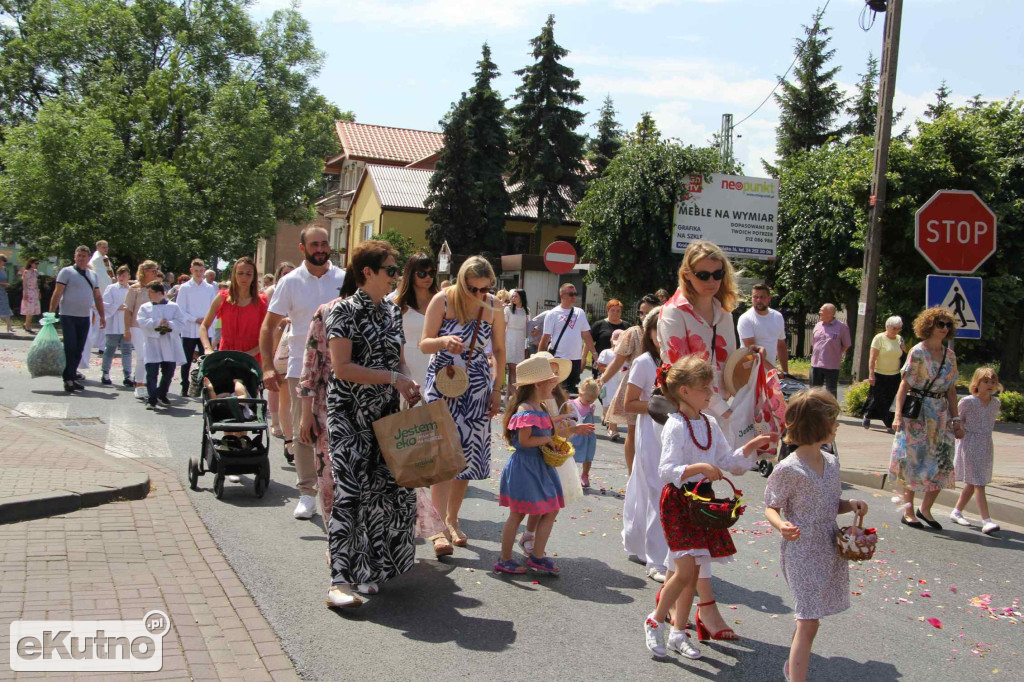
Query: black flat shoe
901 517 925 529
916 509 943 530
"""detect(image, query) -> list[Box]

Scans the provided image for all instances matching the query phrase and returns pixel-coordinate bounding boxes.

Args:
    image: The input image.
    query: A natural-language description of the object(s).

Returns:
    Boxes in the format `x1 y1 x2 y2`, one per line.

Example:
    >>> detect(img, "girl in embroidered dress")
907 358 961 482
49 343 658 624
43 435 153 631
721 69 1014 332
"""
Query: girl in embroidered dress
950 367 1003 534
569 379 600 487
644 356 776 660
496 356 592 575
764 389 868 682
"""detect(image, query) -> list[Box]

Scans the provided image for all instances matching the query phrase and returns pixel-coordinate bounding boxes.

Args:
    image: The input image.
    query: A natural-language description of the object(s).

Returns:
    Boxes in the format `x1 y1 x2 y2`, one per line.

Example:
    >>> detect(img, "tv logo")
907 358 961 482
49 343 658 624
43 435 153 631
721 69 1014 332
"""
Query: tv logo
10 610 170 672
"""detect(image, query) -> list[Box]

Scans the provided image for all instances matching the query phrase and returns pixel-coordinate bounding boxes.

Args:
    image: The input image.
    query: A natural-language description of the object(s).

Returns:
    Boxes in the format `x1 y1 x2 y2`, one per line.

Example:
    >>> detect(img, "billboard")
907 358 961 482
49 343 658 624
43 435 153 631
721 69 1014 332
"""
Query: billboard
672 174 779 260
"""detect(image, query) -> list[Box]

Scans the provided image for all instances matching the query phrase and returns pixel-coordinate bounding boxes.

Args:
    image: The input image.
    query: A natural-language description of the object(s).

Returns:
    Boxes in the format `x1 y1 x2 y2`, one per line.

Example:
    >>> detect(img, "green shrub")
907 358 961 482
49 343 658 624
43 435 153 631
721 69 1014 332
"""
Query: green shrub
999 391 1024 423
845 380 871 417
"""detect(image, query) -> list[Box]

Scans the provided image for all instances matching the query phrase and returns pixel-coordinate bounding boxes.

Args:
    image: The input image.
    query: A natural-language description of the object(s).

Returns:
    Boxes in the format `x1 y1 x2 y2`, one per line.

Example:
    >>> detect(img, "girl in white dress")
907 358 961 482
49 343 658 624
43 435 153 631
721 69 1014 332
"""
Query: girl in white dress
504 289 529 388
951 367 1003 534
391 253 439 389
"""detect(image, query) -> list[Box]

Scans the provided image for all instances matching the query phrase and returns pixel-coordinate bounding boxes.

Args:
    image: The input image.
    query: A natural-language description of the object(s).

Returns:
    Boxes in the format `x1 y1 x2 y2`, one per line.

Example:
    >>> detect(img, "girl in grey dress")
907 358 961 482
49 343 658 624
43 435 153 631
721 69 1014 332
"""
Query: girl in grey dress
764 388 869 682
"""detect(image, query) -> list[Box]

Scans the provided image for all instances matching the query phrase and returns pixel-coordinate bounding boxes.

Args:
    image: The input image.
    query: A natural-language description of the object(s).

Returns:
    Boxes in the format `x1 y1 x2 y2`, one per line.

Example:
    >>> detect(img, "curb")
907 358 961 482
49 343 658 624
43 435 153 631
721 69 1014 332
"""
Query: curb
0 473 150 525
839 469 1024 528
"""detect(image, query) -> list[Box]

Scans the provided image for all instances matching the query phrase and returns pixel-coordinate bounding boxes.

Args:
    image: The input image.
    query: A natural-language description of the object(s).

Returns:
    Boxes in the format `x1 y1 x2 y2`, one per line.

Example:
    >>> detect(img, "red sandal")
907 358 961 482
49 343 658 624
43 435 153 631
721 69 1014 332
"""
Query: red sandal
654 586 693 629
695 600 739 641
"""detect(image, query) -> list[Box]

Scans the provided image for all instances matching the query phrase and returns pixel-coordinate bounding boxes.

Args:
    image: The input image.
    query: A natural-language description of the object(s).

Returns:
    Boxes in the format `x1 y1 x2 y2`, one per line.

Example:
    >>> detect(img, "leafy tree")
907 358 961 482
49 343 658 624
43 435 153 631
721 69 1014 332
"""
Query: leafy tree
576 138 720 300
631 112 661 145
0 0 340 271
378 229 420 268
924 81 953 120
425 97 483 257
588 95 623 177
508 14 587 241
465 43 511 255
774 11 845 157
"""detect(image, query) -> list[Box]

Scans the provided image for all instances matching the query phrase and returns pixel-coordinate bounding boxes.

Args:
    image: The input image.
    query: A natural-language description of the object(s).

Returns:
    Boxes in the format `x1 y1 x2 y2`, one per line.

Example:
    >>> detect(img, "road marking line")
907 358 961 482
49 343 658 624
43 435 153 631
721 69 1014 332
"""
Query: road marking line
13 402 69 419
105 408 173 458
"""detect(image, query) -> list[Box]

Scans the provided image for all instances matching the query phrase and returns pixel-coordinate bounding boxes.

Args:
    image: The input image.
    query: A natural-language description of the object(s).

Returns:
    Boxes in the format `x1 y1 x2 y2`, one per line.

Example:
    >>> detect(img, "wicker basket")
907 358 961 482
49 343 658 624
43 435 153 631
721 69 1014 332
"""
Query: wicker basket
541 436 575 468
835 515 878 561
686 476 746 530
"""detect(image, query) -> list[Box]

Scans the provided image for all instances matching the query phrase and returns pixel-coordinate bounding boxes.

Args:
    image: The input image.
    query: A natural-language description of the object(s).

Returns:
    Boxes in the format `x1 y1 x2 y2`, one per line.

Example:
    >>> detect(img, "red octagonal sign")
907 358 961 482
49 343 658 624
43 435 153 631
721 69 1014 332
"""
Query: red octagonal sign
915 190 997 274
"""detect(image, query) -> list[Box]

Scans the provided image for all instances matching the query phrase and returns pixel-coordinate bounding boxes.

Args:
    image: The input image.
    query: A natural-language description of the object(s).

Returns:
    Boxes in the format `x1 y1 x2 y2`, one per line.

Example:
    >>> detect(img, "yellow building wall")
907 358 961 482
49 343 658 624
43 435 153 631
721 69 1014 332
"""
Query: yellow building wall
347 181 383 254
381 211 431 250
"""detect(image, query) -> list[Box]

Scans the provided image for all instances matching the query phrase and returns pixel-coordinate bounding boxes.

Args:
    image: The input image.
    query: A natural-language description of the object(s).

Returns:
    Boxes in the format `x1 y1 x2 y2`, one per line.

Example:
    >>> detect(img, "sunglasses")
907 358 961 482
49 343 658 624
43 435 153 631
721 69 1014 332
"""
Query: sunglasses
693 268 726 282
377 265 400 278
415 270 435 279
935 320 953 330
467 285 493 295
563 291 578 297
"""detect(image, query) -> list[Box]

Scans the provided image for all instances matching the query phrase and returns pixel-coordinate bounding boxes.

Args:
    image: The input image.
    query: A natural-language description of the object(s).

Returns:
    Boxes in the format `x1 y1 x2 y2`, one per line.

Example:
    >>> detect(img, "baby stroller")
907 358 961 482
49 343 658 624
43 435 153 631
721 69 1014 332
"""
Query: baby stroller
760 372 838 477
187 351 271 499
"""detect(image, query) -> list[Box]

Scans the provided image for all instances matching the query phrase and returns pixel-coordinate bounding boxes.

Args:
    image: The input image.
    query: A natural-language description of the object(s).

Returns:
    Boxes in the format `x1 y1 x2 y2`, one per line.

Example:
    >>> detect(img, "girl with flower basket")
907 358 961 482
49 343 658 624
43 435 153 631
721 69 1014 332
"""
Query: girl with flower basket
764 388 870 682
643 356 777 660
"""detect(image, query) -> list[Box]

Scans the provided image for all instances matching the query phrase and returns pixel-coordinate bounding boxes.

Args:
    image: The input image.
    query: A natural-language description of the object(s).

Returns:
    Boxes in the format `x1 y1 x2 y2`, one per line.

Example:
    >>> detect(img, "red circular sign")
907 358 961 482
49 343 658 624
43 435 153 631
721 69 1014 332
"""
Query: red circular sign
915 190 997 274
543 240 578 275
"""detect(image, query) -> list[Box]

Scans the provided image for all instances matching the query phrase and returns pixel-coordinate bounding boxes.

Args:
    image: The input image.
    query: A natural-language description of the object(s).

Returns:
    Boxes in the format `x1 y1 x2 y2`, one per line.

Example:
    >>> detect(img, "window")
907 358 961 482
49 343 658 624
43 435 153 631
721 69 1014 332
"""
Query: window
361 221 374 242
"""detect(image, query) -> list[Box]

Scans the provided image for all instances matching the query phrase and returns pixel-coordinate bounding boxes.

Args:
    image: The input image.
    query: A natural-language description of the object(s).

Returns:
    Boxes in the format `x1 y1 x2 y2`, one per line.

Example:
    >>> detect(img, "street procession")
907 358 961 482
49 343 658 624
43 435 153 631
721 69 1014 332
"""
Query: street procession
1 1 1022 680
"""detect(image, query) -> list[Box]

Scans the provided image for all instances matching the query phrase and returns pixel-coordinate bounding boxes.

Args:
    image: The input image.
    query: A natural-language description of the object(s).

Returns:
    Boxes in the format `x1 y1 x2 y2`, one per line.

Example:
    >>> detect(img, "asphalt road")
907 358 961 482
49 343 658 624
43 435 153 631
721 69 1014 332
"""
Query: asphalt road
2 334 1021 681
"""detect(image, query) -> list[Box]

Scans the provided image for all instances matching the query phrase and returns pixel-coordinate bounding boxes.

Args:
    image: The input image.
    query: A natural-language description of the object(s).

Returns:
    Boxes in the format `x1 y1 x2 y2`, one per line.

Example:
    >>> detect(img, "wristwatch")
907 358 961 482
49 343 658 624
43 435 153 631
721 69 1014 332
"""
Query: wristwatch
390 370 398 386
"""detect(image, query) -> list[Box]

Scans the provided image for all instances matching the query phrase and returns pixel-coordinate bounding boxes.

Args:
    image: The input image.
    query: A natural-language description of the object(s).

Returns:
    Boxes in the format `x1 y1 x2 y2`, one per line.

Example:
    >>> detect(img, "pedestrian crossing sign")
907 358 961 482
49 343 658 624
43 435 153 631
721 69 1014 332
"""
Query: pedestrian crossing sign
926 275 982 339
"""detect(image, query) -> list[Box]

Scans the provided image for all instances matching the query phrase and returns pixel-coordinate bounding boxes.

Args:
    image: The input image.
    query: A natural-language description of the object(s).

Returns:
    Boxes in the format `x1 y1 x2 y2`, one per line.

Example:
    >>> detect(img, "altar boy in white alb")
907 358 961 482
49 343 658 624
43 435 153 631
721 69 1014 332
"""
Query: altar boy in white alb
136 281 187 410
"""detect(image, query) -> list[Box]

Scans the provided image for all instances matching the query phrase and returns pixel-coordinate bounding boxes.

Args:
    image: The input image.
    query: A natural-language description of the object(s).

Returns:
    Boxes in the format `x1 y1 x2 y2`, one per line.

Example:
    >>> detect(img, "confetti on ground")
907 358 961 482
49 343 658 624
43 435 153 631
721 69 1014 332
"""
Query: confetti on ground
927 617 943 629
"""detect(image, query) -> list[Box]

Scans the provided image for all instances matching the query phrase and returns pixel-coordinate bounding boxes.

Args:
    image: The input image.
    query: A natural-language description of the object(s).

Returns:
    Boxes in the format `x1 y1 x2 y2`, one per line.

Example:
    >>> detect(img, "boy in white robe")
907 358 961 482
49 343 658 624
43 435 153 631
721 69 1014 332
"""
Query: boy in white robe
136 282 186 409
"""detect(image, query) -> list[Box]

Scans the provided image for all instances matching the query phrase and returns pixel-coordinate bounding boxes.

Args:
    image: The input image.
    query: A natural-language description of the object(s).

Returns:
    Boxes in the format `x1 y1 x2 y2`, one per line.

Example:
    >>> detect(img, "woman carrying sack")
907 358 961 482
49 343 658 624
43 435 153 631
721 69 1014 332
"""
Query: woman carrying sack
322 240 422 608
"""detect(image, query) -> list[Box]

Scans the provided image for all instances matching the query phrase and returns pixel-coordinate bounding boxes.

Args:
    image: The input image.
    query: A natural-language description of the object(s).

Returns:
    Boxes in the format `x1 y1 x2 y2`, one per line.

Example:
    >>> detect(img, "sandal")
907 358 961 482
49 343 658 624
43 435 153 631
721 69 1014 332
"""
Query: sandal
527 554 561 575
271 425 284 439
447 521 467 547
695 600 739 641
518 533 535 555
283 439 295 464
429 532 453 557
494 559 527 575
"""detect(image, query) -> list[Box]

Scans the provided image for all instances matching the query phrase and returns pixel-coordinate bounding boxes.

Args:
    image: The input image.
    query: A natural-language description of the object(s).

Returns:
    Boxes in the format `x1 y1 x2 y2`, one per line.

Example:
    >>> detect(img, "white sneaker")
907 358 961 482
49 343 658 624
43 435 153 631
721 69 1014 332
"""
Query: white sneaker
134 386 149 400
354 582 379 595
227 475 241 483
293 495 316 519
325 585 362 608
647 566 667 583
982 521 1000 535
644 614 668 657
949 511 972 526
668 630 702 659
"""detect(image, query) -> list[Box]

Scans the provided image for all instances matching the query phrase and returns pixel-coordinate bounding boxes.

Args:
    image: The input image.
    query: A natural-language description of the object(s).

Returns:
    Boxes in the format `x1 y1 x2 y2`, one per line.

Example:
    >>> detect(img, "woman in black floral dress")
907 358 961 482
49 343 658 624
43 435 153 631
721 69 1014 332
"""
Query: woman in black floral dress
324 240 422 608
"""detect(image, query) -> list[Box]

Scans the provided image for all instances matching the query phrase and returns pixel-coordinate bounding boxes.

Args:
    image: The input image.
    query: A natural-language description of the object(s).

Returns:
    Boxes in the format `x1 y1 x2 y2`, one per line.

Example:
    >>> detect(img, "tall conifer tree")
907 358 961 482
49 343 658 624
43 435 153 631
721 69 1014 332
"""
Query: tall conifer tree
925 81 953 119
588 95 623 177
846 53 879 138
465 43 510 255
425 97 483 256
508 14 586 241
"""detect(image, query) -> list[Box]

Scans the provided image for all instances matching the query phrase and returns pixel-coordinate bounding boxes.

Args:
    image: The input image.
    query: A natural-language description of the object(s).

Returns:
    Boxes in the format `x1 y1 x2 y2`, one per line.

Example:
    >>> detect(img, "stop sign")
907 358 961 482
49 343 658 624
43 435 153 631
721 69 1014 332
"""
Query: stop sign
915 190 997 273
543 240 578 275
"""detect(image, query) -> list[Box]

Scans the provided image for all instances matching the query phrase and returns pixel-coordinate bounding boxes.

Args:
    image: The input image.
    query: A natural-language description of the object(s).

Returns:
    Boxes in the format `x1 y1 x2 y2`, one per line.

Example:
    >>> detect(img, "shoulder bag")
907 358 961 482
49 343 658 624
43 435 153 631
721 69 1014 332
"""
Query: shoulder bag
901 347 946 420
435 307 484 399
549 308 576 357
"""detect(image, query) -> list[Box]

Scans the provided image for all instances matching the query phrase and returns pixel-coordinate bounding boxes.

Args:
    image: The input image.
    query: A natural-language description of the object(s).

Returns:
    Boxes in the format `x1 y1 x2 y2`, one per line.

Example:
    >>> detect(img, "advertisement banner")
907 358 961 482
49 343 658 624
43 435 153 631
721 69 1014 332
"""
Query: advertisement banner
672 174 779 260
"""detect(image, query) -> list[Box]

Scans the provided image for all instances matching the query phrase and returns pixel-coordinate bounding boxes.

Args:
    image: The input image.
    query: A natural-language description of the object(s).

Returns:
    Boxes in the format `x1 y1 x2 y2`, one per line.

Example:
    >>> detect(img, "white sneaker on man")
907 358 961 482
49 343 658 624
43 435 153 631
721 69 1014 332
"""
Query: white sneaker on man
134 386 148 401
668 630 702 659
949 510 972 526
644 613 668 657
293 495 316 519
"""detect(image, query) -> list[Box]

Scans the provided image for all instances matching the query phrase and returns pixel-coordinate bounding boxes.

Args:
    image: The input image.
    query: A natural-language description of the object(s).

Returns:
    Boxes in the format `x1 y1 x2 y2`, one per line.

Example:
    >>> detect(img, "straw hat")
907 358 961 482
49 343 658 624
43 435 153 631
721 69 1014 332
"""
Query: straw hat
531 351 571 383
723 347 757 396
514 356 559 387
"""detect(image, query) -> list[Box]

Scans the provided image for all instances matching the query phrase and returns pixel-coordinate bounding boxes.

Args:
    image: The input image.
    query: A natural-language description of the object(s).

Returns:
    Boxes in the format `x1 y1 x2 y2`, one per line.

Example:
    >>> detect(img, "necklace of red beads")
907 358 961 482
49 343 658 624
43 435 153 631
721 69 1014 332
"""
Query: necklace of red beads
681 411 713 451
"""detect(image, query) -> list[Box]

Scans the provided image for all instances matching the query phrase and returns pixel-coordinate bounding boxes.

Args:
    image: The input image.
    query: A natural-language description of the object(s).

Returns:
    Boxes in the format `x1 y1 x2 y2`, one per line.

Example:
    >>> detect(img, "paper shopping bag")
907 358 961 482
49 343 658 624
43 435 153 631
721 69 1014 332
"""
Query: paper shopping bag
373 400 466 488
727 354 785 457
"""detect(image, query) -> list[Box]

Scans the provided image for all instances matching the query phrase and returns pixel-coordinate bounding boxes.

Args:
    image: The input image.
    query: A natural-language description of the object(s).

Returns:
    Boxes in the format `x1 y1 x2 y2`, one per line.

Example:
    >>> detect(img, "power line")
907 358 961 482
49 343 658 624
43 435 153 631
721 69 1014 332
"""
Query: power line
732 0 833 130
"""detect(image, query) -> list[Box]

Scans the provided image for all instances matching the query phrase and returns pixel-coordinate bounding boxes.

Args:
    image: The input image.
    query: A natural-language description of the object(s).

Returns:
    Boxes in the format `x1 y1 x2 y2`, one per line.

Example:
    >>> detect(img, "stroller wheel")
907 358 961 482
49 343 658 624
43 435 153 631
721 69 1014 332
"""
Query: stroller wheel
188 457 200 491
214 473 226 499
254 475 269 498
759 460 774 478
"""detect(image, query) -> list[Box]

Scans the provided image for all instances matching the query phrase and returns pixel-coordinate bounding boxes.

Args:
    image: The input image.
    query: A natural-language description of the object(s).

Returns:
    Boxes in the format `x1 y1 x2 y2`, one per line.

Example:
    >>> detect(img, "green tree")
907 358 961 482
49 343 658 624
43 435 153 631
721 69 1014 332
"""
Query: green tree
508 14 586 242
846 53 879 138
924 81 953 120
588 95 623 177
0 0 340 270
425 98 483 257
631 112 661 145
576 138 720 300
465 43 511 255
378 229 420 268
774 11 845 157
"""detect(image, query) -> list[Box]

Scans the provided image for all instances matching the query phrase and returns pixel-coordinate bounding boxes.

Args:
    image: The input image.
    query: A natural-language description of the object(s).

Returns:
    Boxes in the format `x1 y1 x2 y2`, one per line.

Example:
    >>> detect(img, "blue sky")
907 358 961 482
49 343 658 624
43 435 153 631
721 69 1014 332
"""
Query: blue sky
250 0 1019 174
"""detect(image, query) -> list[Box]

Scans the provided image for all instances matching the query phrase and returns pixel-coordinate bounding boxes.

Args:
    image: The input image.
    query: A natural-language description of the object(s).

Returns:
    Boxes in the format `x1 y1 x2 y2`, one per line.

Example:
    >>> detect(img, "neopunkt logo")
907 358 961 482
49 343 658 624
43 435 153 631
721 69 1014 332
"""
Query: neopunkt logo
10 610 170 672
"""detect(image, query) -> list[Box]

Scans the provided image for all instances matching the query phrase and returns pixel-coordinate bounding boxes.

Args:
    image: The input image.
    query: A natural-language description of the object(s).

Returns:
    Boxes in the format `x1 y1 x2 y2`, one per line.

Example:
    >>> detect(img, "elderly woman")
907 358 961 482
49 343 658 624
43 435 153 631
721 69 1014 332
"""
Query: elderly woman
323 240 422 608
863 316 907 433
891 307 964 530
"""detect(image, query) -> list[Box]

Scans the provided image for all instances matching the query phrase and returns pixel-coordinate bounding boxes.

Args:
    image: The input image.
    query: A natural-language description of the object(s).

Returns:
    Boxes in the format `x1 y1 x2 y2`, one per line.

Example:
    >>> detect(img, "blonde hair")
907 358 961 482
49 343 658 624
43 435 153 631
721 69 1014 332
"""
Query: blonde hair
495 289 511 305
970 367 1003 394
578 379 601 402
784 388 840 446
677 240 738 312
449 256 497 324
133 260 159 287
662 355 714 409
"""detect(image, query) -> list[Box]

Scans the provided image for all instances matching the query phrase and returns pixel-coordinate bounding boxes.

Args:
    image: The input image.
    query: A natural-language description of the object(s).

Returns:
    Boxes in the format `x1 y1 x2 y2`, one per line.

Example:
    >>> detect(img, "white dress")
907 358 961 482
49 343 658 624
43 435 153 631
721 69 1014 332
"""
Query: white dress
401 306 431 387
621 353 668 572
504 306 528 364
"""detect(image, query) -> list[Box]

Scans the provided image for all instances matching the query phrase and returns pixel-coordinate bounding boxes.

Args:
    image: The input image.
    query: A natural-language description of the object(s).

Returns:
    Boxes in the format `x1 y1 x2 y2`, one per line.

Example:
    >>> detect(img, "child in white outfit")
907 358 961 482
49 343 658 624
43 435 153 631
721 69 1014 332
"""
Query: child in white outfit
136 282 186 409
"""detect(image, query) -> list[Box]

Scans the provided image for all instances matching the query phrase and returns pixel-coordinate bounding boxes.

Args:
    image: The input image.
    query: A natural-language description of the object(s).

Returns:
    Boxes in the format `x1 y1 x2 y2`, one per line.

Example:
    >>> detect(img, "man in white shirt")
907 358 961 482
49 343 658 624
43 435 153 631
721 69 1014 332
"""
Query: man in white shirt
87 239 115 354
259 227 345 520
736 282 789 373
539 282 597 394
175 258 218 395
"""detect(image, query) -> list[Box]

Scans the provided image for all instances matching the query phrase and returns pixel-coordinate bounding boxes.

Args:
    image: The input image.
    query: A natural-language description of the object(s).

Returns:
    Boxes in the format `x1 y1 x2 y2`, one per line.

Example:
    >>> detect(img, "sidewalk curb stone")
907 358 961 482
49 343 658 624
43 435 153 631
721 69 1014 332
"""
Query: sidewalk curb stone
0 473 150 524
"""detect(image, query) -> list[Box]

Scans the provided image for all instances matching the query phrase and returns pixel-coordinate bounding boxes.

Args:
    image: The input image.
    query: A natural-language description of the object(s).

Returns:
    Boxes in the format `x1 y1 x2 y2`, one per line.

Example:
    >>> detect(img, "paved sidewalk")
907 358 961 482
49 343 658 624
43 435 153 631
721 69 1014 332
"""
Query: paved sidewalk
834 414 1024 525
0 408 298 680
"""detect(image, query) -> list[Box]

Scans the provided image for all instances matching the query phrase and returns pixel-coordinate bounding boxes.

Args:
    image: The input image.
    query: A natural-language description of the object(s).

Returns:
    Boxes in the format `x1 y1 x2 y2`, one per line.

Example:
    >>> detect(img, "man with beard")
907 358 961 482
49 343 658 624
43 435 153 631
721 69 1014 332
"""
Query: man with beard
259 226 345 520
737 282 788 373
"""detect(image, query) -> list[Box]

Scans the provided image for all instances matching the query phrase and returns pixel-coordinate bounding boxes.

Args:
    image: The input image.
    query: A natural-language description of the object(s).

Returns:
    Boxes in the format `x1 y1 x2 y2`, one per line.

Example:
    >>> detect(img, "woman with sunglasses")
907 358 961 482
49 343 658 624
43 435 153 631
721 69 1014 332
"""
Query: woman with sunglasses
392 253 439 392
656 240 742 643
420 255 506 556
890 307 964 531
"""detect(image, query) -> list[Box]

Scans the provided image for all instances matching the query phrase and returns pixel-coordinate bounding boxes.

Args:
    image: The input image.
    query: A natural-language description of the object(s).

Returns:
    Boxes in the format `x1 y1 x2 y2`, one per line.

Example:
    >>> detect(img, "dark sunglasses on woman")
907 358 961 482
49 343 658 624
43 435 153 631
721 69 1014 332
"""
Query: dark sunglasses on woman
378 265 400 278
415 270 435 279
467 285 493 295
934 320 953 330
693 268 726 282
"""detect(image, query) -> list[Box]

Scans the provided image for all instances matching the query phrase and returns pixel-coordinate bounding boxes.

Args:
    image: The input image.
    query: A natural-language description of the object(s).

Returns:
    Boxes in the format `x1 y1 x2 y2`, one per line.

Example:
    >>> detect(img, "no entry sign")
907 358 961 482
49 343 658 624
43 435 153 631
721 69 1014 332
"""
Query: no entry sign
543 240 578 275
915 190 997 273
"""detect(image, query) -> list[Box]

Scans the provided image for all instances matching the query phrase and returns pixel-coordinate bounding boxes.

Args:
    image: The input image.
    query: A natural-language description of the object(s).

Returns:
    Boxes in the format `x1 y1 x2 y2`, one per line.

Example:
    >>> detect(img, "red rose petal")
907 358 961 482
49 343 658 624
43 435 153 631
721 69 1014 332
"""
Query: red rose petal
927 617 943 629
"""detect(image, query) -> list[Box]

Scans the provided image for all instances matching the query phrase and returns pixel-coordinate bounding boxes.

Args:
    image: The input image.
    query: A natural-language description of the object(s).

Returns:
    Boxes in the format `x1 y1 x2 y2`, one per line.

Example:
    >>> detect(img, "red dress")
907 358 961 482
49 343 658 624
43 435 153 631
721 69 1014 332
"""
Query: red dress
216 290 268 363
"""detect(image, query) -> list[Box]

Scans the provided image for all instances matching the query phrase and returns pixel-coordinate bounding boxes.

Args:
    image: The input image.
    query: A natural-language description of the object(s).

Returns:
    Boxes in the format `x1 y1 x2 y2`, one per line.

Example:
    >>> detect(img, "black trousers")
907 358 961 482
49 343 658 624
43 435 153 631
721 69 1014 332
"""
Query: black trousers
146 361 176 405
180 337 204 390
809 366 840 398
60 315 90 382
564 359 583 394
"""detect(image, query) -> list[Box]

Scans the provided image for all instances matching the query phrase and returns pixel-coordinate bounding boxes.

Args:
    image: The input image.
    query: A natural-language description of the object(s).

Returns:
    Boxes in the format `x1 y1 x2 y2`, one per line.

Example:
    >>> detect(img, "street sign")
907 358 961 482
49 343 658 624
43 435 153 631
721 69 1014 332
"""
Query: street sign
926 275 982 339
672 173 779 260
543 240 577 275
915 190 997 273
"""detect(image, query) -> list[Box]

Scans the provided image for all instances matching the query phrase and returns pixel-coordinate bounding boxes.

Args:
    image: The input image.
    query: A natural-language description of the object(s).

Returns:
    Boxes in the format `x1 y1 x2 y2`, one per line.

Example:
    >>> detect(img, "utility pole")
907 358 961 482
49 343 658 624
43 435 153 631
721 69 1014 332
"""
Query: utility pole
853 0 903 381
719 114 734 169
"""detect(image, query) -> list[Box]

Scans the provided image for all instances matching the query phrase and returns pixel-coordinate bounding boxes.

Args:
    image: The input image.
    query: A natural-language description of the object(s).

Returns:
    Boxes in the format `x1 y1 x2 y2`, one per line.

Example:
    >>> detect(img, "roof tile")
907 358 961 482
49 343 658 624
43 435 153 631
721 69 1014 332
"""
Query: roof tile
336 121 443 164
